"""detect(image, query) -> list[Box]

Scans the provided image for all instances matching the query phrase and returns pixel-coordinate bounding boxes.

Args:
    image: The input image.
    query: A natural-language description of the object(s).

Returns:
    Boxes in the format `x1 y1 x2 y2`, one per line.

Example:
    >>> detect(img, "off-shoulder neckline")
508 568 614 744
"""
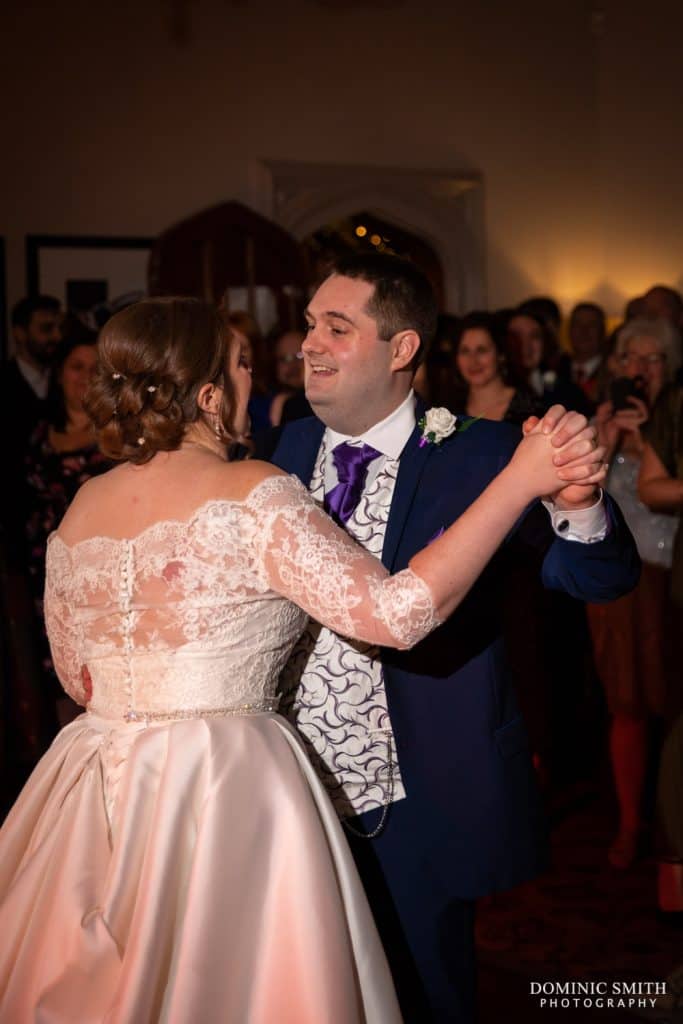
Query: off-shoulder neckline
48 472 304 554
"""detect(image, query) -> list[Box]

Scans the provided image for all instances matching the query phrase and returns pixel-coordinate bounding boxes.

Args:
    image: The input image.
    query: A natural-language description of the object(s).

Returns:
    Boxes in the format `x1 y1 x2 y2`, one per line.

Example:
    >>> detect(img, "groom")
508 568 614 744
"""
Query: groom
267 253 639 1022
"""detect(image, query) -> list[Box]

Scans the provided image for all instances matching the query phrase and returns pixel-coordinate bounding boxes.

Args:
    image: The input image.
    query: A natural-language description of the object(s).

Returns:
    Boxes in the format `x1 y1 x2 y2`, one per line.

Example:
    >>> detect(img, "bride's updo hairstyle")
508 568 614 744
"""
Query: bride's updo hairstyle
86 297 235 465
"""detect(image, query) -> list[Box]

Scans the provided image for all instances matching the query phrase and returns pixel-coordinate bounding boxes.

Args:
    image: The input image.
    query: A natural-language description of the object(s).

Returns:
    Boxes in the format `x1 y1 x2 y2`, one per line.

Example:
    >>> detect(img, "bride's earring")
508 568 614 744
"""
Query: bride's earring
206 386 224 441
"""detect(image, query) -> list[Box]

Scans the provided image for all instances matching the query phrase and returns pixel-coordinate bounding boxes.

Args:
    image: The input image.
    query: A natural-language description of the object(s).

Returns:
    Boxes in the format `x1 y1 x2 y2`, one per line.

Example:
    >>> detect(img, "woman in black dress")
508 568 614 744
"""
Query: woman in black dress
25 329 111 724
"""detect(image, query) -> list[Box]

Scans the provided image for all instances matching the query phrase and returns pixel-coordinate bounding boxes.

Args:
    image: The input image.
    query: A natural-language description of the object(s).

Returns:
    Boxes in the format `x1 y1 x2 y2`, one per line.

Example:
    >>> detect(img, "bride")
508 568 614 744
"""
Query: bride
0 298 606 1023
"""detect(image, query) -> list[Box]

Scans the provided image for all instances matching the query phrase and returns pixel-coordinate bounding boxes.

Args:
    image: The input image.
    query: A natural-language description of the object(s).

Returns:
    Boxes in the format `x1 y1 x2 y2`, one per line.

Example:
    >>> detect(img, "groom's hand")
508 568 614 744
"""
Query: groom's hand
522 406 603 509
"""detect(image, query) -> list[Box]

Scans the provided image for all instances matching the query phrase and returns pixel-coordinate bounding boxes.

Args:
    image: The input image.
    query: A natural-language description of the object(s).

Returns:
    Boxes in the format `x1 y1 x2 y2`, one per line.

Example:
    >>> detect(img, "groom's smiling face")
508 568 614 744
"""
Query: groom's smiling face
302 274 413 435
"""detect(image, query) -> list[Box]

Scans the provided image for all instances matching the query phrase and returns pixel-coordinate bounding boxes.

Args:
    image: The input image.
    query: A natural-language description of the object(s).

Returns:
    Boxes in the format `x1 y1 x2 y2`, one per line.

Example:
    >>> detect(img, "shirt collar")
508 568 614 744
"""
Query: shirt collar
572 354 602 377
325 390 417 460
16 356 50 399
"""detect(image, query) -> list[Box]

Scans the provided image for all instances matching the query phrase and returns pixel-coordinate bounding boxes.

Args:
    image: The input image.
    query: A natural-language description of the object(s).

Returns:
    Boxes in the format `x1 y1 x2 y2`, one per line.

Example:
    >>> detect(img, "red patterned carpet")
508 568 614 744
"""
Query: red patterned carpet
476 785 683 1023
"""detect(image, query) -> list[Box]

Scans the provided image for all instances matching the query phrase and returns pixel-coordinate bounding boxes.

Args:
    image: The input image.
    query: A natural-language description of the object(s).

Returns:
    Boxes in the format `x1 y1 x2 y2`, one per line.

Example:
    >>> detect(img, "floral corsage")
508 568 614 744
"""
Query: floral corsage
418 407 460 447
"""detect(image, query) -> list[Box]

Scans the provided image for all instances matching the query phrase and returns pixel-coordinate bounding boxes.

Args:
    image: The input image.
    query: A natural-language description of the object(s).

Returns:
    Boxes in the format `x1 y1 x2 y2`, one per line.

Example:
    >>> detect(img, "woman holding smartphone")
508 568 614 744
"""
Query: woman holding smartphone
589 317 681 868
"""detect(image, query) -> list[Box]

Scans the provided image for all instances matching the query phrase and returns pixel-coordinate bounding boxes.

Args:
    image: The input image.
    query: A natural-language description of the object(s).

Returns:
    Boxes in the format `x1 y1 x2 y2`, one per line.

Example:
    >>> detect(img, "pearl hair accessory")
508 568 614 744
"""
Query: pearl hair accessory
112 372 125 381
137 436 145 446
147 385 157 393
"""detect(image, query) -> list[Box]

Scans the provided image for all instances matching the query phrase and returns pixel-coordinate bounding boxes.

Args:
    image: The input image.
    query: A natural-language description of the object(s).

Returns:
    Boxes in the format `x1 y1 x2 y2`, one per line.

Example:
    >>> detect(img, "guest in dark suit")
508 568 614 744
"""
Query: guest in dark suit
506 307 593 418
0 295 63 565
0 296 63 803
269 253 640 1023
556 302 609 414
3 295 62 450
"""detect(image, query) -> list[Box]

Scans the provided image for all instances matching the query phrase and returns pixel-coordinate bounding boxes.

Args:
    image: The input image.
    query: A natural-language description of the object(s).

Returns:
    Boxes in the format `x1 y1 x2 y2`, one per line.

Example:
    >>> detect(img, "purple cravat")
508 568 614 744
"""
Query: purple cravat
324 442 381 525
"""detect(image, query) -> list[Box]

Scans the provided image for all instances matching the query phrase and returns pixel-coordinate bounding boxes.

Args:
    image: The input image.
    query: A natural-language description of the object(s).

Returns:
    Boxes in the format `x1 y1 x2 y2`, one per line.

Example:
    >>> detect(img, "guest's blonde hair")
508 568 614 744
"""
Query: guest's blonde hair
616 317 682 381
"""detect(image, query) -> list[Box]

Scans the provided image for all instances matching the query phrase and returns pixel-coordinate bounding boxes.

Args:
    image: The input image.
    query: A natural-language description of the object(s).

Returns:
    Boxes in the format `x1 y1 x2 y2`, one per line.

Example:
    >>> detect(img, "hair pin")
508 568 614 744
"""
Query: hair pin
137 436 145 446
147 385 157 393
112 372 125 381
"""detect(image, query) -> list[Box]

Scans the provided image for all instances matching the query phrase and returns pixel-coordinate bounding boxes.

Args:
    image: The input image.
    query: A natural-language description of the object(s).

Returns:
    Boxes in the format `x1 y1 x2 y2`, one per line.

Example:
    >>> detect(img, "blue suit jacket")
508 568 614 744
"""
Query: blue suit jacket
269 411 640 899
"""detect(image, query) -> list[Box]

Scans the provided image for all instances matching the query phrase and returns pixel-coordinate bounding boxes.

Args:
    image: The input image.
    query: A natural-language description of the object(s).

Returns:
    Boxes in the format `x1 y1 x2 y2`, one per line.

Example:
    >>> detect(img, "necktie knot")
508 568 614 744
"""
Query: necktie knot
332 442 381 482
325 442 381 525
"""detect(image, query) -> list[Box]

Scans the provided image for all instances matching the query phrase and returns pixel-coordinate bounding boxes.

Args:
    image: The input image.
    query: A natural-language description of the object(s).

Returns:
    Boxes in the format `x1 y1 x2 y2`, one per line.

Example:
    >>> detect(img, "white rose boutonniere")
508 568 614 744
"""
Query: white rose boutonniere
418 407 458 447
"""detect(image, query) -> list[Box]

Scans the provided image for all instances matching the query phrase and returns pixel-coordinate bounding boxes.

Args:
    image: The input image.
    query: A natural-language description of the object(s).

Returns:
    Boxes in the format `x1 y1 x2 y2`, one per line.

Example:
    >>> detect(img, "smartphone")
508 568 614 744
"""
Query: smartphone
609 376 646 411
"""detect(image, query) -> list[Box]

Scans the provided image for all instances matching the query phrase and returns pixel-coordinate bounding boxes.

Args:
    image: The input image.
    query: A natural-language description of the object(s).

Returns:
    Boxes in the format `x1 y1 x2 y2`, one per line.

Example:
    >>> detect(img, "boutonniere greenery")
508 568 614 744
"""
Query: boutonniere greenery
418 408 479 448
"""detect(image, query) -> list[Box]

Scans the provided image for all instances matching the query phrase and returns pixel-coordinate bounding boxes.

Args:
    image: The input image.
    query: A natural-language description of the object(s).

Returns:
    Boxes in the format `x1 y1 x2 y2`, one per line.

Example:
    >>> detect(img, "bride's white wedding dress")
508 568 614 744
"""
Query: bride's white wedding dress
0 474 439 1023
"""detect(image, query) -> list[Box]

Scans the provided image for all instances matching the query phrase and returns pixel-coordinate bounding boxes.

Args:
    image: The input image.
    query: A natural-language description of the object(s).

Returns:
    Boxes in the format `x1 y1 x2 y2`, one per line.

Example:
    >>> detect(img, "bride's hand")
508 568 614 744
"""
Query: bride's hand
508 424 607 501
524 407 607 506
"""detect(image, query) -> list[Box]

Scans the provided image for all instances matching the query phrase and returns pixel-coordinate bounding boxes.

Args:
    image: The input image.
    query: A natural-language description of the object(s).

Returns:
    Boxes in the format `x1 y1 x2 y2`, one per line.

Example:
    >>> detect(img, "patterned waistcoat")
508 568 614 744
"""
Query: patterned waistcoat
278 437 406 819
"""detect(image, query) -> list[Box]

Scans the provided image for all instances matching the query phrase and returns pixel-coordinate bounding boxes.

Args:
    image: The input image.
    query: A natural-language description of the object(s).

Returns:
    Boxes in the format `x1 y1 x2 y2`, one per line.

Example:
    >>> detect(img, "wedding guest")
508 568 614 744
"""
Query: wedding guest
643 285 683 330
506 308 592 417
557 303 608 413
0 296 63 564
268 328 308 426
625 295 648 321
413 313 460 408
639 378 683 918
0 296 64 790
589 317 680 868
517 296 562 347
25 329 110 726
4 295 63 447
453 311 542 424
226 311 272 433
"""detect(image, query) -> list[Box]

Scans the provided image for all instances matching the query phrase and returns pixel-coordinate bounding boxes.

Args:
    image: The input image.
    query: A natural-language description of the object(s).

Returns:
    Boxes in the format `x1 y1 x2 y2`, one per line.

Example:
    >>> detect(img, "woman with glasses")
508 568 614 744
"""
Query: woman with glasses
589 317 681 868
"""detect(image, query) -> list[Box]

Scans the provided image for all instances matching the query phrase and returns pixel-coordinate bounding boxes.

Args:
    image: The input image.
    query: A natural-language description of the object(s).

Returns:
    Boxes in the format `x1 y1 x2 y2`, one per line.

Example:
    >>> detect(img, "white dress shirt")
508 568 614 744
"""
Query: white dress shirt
324 391 416 491
572 354 602 381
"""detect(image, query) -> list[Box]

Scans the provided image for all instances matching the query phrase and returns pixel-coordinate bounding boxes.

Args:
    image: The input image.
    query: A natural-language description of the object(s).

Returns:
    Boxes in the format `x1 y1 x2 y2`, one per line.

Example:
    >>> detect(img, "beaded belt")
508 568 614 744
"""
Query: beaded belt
92 699 280 724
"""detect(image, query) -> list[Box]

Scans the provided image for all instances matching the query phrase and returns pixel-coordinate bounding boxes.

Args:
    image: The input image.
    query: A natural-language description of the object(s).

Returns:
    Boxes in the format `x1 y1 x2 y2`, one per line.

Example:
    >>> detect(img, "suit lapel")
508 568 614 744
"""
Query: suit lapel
272 417 325 486
382 415 436 571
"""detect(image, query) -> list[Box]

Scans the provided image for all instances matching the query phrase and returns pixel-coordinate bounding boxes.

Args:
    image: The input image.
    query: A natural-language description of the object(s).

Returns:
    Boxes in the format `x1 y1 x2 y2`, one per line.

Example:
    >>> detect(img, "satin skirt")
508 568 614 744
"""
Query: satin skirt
0 712 401 1023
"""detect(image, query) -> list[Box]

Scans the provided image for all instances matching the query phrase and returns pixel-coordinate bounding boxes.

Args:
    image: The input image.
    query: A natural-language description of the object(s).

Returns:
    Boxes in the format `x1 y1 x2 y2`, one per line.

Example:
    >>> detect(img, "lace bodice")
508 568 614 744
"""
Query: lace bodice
45 474 440 719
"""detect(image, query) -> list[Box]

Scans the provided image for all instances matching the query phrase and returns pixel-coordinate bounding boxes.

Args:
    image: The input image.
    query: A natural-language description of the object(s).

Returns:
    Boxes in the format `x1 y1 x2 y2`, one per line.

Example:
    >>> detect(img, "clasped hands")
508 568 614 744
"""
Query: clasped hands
518 405 607 510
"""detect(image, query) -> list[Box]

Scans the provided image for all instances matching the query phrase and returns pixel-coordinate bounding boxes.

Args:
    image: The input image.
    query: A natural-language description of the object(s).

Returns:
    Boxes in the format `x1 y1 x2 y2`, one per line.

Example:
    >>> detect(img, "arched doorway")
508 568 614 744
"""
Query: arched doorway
301 209 445 308
262 159 486 314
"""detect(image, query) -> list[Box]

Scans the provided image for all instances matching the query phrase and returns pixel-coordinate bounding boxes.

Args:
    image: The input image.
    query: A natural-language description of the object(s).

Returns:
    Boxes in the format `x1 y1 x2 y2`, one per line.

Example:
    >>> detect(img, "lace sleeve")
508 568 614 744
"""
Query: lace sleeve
244 475 442 649
44 539 87 705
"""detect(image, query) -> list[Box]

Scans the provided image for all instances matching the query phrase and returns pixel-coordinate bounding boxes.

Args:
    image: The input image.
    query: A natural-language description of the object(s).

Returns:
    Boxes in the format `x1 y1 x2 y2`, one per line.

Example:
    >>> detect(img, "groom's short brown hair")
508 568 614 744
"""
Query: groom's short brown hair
331 252 438 365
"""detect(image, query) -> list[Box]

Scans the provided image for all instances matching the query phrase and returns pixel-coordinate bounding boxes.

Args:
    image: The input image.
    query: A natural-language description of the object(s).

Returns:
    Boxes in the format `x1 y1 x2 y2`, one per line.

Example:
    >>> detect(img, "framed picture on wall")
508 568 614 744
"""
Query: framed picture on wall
26 235 154 314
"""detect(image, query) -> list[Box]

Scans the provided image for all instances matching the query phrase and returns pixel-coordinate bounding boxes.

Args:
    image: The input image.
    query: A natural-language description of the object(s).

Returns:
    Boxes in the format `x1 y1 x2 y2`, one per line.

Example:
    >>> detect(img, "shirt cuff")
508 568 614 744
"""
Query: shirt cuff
541 490 608 543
